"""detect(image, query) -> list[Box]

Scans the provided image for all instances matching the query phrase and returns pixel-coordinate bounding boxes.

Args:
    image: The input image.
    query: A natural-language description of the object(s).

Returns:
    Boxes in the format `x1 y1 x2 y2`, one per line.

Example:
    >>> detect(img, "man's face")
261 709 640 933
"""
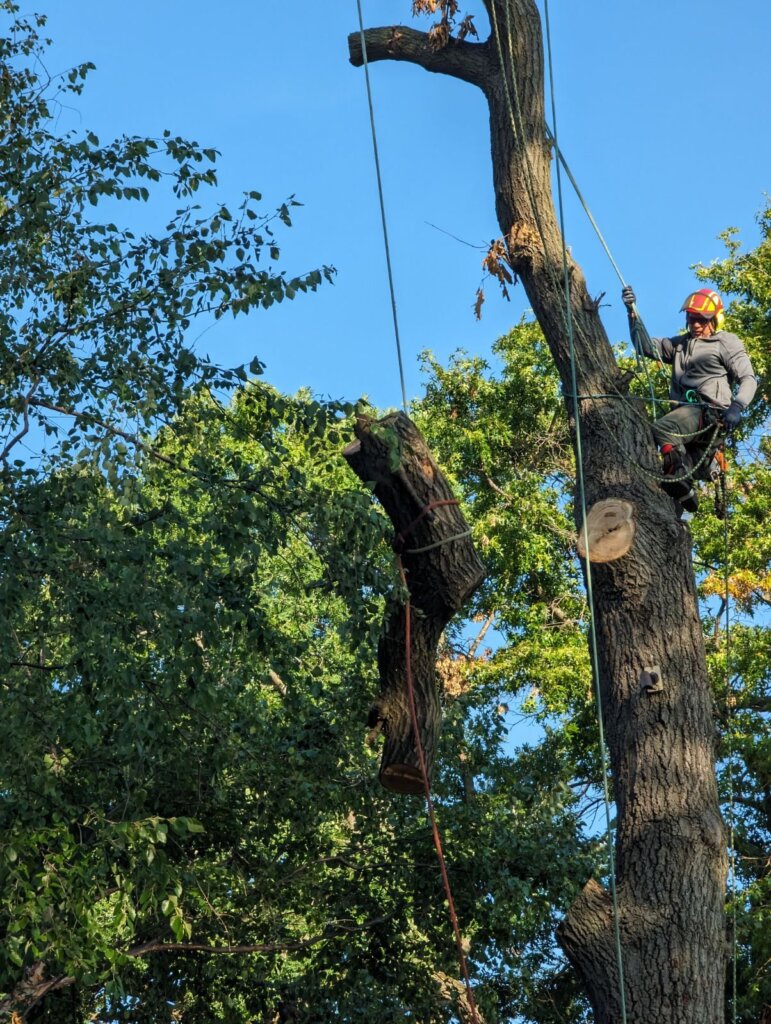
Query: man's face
687 314 715 338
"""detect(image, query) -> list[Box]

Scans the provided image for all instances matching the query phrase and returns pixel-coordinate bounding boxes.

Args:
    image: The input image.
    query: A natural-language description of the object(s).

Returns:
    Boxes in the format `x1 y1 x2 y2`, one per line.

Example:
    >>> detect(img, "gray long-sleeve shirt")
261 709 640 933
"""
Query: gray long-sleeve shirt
633 326 757 409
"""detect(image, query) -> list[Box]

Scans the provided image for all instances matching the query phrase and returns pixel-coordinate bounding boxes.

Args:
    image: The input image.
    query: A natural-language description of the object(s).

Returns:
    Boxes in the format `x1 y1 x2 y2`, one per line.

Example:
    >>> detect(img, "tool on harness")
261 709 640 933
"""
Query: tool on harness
708 447 729 520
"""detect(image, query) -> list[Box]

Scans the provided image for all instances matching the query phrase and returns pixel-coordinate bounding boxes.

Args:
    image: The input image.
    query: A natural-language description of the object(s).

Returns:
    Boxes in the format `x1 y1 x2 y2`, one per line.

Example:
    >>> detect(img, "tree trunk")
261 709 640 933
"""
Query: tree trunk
349 4 727 1021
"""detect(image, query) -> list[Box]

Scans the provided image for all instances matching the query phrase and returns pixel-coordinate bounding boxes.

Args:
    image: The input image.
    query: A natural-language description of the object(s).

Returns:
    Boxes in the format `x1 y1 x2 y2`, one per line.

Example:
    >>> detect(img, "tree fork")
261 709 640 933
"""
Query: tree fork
350 3 728 1019
343 412 485 793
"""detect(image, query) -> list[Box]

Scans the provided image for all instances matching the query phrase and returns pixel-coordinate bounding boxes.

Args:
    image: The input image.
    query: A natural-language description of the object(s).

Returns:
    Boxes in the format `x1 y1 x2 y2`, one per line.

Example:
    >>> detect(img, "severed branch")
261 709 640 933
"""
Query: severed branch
348 25 490 89
344 412 485 793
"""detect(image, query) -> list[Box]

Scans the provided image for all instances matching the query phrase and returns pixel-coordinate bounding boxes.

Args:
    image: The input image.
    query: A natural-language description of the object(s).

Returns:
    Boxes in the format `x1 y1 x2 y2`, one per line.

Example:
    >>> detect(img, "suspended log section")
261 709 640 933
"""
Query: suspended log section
343 412 486 794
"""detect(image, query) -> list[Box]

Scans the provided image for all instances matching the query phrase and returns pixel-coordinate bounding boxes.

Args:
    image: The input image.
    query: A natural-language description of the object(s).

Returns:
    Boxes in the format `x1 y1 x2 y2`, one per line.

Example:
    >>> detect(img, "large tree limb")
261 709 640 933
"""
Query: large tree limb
344 413 485 793
556 879 627 1022
348 25 489 89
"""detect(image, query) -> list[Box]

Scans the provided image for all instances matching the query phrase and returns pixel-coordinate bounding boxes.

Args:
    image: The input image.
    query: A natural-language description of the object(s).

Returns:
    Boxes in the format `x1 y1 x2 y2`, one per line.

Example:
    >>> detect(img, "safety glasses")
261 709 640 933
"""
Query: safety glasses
686 313 713 324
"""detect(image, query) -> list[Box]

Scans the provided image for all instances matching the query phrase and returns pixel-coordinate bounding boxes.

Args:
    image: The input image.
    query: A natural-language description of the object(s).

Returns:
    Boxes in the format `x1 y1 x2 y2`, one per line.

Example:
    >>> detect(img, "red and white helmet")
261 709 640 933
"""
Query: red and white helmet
681 288 725 330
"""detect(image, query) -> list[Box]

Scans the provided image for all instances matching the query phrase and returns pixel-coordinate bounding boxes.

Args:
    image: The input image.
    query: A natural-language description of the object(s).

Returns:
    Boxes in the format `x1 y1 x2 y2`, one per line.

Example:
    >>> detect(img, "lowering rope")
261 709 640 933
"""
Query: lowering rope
355 10 480 1017
395 499 482 1023
355 0 409 412
542 2 628 1018
400 565 480 1024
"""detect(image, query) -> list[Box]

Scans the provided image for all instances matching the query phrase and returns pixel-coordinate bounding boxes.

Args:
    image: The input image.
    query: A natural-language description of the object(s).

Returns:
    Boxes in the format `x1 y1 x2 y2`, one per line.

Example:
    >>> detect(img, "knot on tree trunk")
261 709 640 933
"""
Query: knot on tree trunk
343 412 486 793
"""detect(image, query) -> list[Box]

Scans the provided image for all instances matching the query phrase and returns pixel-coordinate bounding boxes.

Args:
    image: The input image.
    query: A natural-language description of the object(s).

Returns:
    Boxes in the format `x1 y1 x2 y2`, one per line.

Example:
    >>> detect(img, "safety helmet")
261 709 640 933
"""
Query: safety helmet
681 288 725 330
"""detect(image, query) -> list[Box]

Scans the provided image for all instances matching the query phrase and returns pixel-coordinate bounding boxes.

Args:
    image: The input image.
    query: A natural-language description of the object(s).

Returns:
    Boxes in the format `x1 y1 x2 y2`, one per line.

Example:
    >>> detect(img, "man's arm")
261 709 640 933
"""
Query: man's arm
621 286 669 361
723 335 758 411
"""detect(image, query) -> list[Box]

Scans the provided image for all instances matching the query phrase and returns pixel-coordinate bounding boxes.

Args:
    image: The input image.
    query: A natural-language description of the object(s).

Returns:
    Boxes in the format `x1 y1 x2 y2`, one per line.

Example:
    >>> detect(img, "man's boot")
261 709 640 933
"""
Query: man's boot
659 443 699 513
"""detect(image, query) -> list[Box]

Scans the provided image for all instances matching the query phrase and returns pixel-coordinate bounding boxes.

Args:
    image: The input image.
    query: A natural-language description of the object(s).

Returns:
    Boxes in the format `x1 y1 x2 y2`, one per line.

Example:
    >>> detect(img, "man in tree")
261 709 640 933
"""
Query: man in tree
622 285 757 511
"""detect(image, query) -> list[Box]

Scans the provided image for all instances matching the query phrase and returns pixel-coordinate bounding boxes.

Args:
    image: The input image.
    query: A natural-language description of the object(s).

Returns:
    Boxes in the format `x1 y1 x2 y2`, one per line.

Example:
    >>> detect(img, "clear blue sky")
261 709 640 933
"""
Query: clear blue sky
43 0 771 409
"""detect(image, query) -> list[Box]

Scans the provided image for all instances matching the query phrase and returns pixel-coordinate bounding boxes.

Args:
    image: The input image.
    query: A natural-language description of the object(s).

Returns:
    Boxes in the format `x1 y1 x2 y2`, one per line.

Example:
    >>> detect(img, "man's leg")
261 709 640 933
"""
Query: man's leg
652 404 703 451
651 405 703 511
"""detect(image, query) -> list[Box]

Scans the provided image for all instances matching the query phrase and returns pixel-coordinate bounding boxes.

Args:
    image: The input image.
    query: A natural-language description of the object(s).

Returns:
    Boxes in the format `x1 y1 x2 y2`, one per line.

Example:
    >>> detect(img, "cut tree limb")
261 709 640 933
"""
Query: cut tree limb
343 412 486 793
576 498 635 562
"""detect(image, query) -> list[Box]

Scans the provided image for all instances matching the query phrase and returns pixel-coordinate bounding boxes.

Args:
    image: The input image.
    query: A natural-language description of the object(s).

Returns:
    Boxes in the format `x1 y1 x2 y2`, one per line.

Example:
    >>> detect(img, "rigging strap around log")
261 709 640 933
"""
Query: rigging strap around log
393 498 460 552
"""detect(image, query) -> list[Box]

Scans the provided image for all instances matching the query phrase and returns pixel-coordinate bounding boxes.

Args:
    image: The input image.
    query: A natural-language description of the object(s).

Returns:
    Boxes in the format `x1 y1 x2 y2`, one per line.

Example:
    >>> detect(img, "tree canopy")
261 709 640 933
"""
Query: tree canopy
0 3 769 1022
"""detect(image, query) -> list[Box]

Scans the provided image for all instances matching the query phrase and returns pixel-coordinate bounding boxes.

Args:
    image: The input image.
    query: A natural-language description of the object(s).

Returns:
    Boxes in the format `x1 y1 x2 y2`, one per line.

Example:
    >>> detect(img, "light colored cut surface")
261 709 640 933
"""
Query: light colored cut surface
576 499 635 562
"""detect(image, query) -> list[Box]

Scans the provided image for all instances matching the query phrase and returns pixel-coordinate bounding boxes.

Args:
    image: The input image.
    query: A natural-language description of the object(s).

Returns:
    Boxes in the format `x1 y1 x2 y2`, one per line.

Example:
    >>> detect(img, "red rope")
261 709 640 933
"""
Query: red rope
393 498 460 552
397 555 481 1024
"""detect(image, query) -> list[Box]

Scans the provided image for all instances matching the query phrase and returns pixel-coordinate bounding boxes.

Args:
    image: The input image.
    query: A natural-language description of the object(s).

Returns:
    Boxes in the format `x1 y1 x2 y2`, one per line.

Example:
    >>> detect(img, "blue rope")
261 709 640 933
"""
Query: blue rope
542 125 660 408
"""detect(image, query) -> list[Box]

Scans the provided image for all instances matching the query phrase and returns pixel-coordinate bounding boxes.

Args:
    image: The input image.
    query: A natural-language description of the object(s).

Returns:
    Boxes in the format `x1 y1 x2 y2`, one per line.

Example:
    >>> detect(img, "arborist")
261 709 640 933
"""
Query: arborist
622 286 757 512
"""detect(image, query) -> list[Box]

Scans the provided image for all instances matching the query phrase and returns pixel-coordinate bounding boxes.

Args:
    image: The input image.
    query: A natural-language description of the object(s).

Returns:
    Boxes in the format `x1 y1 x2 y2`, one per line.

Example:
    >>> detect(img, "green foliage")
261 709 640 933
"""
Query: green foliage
0 2 333 478
0 380 597 1023
1 5 767 1020
690 204 771 1022
0 37 599 1007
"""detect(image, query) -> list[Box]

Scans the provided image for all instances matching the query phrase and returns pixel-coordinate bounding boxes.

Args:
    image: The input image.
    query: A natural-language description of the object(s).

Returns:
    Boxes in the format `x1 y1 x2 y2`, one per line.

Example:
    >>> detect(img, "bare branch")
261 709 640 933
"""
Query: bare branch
467 609 495 658
1 378 40 463
126 914 392 959
348 25 489 89
268 668 287 697
0 962 75 1021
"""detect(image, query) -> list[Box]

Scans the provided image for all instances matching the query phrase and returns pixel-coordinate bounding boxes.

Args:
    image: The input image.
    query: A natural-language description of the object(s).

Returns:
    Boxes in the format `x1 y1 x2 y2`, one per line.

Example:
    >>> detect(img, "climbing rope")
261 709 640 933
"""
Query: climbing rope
487 2 629 1014
488 0 659 481
542 1 628 1017
355 0 409 412
543 123 659 407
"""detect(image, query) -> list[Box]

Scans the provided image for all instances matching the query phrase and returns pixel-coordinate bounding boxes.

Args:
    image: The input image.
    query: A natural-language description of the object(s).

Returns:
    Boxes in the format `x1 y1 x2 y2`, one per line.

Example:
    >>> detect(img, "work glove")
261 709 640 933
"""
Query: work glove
621 285 637 310
723 401 742 430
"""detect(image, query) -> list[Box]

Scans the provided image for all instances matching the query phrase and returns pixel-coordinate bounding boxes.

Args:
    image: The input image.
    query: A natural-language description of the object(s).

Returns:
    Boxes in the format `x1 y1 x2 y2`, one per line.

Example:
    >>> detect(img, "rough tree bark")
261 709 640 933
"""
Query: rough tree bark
349 4 727 1022
344 413 486 794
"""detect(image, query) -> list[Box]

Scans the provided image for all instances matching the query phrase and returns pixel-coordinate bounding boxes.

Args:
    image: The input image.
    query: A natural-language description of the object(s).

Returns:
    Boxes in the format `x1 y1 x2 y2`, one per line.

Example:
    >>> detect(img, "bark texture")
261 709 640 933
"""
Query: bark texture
344 413 486 794
350 4 727 1020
